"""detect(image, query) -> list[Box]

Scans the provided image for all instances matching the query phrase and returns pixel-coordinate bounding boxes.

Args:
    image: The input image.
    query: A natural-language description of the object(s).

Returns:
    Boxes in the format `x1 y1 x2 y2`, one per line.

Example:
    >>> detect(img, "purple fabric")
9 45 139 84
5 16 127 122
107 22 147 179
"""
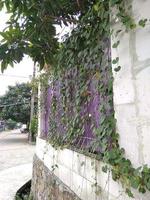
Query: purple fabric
42 54 112 151
55 81 65 135
44 87 53 135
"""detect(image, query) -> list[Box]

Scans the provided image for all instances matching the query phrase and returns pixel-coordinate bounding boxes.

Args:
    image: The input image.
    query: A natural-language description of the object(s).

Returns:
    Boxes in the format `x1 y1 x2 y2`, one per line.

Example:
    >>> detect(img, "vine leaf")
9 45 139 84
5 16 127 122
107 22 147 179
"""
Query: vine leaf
102 165 108 173
112 41 120 48
114 66 121 72
130 177 140 189
112 57 119 64
126 188 134 198
139 19 148 27
139 187 146 194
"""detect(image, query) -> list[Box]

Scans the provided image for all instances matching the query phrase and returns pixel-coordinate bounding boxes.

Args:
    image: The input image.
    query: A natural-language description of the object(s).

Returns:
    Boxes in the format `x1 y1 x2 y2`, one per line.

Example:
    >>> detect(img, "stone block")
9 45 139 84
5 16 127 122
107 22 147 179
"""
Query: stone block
85 156 97 183
115 104 140 167
56 164 72 189
133 0 150 22
112 32 132 79
72 151 86 178
113 79 135 105
36 138 46 161
43 153 54 172
57 148 73 170
136 66 150 116
135 27 150 61
70 171 88 200
141 126 150 166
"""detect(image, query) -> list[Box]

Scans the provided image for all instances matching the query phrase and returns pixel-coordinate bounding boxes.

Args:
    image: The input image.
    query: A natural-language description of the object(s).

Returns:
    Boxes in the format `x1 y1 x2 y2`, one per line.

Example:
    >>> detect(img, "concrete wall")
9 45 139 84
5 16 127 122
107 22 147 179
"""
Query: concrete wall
112 0 150 167
33 1 150 199
34 138 124 200
34 138 150 200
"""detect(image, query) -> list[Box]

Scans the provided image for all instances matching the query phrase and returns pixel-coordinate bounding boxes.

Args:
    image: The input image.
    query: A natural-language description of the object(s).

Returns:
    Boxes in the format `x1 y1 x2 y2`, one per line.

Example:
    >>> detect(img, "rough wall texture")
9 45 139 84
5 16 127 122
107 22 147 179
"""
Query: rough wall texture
34 1 150 200
35 138 147 200
34 138 150 200
31 154 81 200
112 0 150 167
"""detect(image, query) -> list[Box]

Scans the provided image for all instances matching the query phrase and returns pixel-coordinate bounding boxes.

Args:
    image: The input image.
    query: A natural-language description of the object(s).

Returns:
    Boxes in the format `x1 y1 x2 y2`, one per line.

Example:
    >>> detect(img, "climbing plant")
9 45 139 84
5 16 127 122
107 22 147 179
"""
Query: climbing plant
44 1 150 198
0 0 149 198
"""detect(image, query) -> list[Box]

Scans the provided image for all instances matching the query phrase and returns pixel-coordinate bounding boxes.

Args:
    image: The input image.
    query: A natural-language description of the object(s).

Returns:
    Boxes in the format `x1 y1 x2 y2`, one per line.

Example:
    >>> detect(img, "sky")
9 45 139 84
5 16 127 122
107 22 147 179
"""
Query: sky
0 10 34 96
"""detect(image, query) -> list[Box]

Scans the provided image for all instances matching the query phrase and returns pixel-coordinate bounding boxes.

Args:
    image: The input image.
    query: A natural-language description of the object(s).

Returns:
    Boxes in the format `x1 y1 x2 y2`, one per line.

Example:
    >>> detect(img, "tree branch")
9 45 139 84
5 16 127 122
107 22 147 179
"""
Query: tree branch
44 15 78 24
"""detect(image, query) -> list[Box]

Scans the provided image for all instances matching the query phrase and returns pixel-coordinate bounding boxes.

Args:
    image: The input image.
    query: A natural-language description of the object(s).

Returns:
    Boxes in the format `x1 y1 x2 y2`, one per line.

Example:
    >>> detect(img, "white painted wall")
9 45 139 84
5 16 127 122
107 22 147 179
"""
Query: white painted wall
36 138 150 200
38 84 46 137
36 138 125 200
36 1 150 199
112 0 150 168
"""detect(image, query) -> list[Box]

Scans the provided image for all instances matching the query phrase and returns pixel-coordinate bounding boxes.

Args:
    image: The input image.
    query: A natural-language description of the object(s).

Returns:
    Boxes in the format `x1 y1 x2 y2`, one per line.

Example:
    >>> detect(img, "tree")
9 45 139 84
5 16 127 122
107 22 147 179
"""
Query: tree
0 0 93 72
0 83 32 124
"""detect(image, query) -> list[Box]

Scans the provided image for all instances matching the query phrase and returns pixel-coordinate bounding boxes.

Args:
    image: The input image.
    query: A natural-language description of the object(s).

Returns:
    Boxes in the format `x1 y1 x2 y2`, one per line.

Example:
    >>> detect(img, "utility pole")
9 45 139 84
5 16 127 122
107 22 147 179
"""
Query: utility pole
29 63 36 142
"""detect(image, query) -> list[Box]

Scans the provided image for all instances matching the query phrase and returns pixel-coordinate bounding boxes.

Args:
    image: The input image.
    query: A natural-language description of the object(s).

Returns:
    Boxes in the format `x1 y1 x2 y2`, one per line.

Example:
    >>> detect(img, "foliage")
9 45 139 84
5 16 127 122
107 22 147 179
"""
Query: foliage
0 83 31 124
43 1 149 198
0 0 150 198
29 116 38 141
0 0 93 71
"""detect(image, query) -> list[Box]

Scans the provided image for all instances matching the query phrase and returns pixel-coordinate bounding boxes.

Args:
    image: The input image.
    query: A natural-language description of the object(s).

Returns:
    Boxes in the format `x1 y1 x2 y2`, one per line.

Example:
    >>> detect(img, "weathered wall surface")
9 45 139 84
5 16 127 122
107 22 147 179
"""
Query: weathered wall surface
31 154 80 200
33 138 150 200
33 138 119 200
32 1 150 200
112 0 150 167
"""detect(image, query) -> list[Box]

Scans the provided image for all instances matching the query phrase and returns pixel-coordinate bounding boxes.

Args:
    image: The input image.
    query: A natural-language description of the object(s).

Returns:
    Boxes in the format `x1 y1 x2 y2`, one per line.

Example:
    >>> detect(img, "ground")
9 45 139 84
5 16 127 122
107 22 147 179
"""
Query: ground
0 130 35 200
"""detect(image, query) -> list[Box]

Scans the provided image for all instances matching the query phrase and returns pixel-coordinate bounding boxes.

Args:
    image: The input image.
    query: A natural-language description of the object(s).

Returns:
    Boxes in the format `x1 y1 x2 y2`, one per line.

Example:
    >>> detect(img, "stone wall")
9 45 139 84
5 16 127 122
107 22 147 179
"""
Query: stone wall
31 154 81 200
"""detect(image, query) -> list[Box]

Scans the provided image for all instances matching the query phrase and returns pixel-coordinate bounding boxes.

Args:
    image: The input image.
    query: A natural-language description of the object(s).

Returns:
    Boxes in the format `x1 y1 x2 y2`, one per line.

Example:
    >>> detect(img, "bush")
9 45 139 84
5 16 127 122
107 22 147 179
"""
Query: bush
29 116 38 141
6 119 17 130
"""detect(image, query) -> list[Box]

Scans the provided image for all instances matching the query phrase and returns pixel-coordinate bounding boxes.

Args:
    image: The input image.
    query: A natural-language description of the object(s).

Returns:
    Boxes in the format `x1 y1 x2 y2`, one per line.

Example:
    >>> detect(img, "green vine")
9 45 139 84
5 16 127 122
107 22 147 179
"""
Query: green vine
17 0 149 198
44 1 150 198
